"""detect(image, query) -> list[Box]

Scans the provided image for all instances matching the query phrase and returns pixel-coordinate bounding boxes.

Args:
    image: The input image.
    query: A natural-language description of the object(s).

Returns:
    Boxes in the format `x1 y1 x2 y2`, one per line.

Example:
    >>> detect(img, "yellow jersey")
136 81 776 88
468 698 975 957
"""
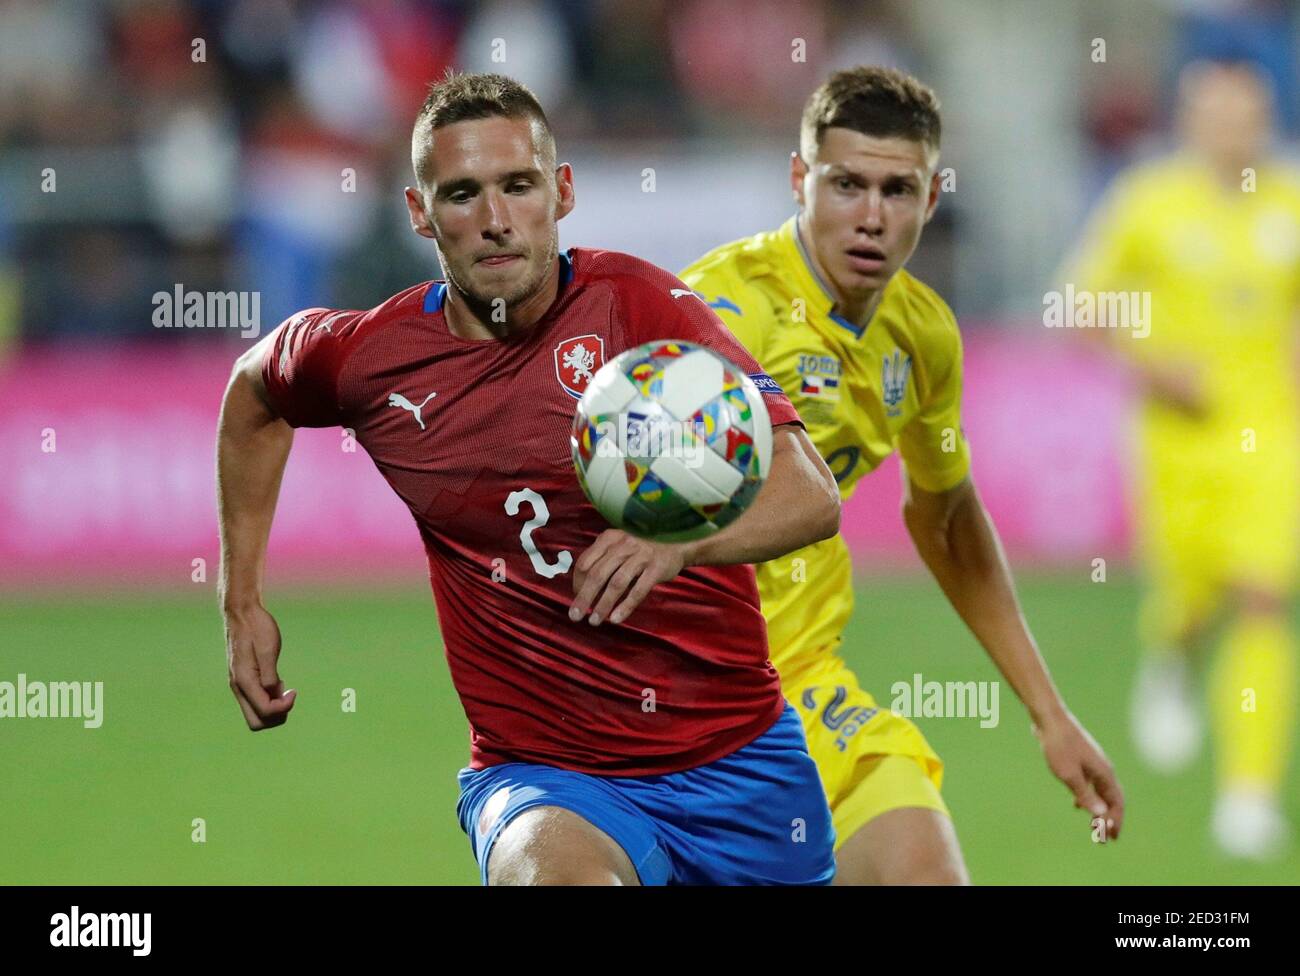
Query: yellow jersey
681 216 971 682
1062 153 1300 443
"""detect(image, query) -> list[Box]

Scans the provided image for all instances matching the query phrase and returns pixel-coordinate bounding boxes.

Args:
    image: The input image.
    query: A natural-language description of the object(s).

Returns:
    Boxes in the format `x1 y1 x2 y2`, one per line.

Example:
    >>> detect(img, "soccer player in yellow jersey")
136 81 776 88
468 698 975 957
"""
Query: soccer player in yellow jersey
681 66 1125 884
1062 60 1300 860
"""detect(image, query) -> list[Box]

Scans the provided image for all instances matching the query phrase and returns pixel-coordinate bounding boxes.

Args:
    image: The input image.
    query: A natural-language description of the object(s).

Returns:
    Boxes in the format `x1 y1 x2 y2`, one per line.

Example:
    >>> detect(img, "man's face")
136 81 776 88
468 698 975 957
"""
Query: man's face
1179 64 1274 171
792 127 939 299
406 115 574 308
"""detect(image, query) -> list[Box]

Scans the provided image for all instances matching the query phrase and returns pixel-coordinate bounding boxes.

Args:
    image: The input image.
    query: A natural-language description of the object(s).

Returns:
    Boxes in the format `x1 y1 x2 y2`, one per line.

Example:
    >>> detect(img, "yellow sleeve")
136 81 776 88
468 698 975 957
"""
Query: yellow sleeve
897 310 971 494
678 259 770 365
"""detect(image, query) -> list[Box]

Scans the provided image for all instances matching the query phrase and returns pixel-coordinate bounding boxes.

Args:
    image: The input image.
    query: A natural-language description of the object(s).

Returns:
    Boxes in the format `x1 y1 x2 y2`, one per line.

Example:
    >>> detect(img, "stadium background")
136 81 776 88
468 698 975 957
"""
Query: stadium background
1 0 1297 884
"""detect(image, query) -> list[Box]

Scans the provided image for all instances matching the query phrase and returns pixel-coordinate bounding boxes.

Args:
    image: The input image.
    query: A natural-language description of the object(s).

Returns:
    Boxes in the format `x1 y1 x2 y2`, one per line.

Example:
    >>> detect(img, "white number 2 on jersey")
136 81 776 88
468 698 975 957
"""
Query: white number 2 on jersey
504 488 574 579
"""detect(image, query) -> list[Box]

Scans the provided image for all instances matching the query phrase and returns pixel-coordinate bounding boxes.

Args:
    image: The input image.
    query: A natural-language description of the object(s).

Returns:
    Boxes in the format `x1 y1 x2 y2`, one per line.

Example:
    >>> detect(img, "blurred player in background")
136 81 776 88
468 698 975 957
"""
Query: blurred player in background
1063 60 1300 860
217 72 843 885
681 66 1124 884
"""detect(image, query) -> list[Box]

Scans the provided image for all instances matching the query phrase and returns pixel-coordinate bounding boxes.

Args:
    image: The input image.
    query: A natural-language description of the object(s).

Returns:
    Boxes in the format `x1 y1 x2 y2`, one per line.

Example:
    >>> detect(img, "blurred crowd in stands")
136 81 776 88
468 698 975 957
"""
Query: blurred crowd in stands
0 0 1294 344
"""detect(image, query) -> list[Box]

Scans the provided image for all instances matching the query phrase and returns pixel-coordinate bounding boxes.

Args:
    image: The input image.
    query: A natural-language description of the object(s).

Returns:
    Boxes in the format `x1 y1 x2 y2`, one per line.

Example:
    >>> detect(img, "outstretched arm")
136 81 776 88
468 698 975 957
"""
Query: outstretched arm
903 474 1125 839
570 424 839 626
217 336 297 730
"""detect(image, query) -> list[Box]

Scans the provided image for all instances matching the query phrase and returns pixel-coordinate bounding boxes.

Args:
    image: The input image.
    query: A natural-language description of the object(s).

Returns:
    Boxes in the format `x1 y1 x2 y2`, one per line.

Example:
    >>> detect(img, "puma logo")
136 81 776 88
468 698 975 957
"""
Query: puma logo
387 391 437 430
669 288 702 301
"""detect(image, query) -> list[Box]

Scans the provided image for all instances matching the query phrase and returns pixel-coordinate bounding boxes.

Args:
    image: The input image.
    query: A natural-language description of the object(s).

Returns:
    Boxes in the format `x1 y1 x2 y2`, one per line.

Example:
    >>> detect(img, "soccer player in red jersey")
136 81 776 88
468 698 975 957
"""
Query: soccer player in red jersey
216 73 843 885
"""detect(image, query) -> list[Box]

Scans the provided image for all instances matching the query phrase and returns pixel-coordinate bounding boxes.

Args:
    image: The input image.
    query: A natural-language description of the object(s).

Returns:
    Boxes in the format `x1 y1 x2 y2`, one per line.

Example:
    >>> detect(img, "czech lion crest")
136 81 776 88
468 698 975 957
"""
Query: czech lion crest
554 334 605 400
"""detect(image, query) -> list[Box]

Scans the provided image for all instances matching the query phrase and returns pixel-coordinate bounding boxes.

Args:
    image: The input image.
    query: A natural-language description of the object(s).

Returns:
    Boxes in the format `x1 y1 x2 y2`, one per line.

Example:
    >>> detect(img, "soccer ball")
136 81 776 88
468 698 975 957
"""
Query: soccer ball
571 339 773 541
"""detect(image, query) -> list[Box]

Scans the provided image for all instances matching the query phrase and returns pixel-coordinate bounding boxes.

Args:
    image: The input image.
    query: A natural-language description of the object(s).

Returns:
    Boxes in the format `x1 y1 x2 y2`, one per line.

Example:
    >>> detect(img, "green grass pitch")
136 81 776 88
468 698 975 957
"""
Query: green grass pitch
2 574 1296 884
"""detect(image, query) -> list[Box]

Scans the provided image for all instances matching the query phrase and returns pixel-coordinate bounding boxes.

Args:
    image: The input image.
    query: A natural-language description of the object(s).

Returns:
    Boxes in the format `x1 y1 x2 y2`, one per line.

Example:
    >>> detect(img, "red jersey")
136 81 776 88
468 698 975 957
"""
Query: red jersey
261 248 804 775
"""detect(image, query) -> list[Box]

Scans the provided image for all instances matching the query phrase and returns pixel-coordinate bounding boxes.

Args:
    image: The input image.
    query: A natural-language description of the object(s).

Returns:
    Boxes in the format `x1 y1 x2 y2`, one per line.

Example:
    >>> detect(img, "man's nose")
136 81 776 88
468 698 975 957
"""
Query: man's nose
481 190 511 238
860 190 885 235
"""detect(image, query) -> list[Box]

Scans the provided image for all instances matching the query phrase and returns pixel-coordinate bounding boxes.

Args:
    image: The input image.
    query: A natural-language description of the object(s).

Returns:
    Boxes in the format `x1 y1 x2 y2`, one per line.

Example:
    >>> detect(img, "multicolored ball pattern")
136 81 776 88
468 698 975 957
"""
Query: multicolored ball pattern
571 340 773 541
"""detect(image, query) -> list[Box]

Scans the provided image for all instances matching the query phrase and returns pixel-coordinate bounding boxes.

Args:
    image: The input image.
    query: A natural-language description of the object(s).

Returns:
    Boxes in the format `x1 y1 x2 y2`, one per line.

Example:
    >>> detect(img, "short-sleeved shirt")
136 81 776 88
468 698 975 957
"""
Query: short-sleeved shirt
262 248 803 775
681 217 970 680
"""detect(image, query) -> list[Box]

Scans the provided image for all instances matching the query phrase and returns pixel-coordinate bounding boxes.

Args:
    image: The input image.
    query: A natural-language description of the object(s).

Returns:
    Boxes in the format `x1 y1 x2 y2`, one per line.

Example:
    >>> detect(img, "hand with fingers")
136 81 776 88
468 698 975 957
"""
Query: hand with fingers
224 604 297 730
569 529 689 627
1034 710 1126 842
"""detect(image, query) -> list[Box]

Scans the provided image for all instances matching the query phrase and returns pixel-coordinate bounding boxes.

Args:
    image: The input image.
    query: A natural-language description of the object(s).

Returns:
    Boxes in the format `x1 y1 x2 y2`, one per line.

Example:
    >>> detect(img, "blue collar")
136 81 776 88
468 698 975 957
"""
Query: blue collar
423 249 573 313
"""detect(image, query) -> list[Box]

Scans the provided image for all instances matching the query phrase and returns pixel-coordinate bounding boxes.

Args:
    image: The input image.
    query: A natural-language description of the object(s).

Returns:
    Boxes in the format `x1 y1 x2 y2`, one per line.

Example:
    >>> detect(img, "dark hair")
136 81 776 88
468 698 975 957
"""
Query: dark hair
800 66 941 163
411 71 555 187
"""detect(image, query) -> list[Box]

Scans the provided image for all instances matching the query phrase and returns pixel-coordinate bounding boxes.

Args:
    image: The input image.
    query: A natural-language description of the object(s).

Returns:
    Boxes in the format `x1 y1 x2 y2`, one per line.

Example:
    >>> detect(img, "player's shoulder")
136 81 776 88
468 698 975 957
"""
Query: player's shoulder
681 227 785 280
680 229 787 295
273 281 432 345
568 247 695 307
264 282 438 401
886 269 960 350
679 231 793 334
570 246 676 288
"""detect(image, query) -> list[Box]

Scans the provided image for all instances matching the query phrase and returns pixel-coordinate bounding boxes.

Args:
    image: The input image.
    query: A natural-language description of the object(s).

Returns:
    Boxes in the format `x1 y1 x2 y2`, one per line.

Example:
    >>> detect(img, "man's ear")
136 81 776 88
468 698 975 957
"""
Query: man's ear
790 151 809 208
924 168 942 223
404 187 436 239
554 162 576 221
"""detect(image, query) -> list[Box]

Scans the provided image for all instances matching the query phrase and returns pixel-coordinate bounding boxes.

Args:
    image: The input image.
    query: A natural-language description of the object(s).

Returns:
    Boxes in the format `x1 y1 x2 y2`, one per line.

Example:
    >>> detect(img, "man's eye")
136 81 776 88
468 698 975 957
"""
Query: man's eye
836 177 856 191
507 181 532 193
449 192 473 204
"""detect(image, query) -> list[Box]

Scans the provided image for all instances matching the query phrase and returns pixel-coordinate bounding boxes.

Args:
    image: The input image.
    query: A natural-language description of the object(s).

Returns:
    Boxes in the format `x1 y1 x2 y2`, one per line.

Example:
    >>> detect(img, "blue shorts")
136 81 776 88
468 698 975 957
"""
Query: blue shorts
455 703 836 885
